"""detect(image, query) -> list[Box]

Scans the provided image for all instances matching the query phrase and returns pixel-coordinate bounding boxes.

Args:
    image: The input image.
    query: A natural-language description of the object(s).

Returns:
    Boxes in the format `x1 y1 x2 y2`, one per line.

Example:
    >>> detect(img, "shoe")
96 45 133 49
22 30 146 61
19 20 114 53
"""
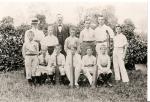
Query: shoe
115 80 120 84
75 84 79 88
106 82 113 87
124 82 129 85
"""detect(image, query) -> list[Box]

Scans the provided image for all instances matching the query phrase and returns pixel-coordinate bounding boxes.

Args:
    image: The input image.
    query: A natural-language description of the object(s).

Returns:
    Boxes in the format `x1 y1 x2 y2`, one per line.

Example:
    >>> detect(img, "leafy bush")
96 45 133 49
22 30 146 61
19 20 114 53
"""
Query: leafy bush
122 19 147 69
0 21 30 71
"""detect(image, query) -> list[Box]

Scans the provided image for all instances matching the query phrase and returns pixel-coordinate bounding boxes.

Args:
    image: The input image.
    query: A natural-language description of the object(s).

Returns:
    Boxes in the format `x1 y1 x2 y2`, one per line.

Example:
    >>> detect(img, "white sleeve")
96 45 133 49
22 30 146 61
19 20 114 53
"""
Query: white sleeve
79 31 84 43
61 55 65 66
55 37 59 45
40 31 45 41
106 55 111 69
82 56 85 67
24 31 29 42
107 26 114 39
123 35 128 46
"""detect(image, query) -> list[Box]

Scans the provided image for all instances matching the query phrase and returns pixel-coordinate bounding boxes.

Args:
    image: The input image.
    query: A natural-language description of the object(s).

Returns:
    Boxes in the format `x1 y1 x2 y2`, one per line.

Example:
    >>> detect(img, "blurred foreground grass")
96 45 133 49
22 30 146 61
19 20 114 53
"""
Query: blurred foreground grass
0 70 147 102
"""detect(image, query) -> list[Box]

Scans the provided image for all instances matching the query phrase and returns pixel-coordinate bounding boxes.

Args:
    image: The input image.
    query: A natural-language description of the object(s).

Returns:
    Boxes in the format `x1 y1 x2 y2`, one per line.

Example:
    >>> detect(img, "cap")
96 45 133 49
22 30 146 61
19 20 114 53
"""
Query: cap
115 24 122 28
31 18 39 24
86 46 93 51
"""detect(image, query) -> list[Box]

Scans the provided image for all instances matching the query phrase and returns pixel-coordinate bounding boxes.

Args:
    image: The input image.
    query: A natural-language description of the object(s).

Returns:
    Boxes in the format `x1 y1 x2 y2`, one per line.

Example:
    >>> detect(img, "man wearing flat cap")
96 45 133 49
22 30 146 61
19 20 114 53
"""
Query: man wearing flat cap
24 18 45 48
53 14 70 56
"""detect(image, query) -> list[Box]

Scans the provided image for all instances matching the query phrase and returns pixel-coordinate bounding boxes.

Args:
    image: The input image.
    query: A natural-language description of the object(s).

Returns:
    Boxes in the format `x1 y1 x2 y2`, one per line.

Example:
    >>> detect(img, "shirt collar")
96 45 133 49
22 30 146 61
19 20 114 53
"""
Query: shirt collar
57 23 63 26
98 24 106 28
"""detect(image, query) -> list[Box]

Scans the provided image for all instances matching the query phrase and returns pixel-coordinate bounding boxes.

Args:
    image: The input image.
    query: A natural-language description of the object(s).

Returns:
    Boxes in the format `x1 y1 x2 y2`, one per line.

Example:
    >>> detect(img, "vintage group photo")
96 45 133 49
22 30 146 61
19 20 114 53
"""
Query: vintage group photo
0 1 147 102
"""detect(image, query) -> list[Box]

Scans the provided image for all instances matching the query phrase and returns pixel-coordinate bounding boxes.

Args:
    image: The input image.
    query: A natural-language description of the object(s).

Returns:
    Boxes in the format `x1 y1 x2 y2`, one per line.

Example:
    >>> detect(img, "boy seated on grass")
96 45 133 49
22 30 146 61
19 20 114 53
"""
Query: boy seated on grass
40 25 59 66
81 46 96 86
36 44 66 85
97 44 113 87
22 30 39 86
46 44 66 84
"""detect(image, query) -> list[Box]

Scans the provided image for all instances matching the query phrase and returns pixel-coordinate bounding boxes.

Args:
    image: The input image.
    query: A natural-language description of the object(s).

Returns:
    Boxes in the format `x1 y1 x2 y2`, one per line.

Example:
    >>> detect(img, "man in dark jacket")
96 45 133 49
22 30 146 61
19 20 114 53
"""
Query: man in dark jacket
53 14 70 56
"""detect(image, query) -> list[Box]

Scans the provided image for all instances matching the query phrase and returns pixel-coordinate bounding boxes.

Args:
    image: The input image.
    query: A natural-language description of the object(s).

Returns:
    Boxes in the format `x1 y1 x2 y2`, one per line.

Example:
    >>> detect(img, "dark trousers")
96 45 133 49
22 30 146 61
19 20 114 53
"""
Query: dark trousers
100 73 112 83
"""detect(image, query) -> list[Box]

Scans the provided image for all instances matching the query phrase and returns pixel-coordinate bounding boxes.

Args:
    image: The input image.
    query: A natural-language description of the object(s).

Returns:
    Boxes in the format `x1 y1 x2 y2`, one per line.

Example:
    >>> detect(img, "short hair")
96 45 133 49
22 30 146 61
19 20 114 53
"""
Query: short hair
48 25 54 30
84 19 91 24
100 44 107 50
71 45 77 50
69 26 76 32
55 44 62 49
27 30 34 36
115 24 122 29
86 46 93 51
57 13 63 18
97 14 104 18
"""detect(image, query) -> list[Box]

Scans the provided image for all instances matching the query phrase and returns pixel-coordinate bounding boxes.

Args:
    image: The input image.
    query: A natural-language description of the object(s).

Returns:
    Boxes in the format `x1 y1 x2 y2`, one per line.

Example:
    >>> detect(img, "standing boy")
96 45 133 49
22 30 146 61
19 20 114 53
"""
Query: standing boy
97 44 112 87
22 31 39 86
40 25 59 65
64 27 81 87
94 15 114 54
79 19 95 56
113 25 129 83
65 46 82 87
81 46 96 86
24 18 44 50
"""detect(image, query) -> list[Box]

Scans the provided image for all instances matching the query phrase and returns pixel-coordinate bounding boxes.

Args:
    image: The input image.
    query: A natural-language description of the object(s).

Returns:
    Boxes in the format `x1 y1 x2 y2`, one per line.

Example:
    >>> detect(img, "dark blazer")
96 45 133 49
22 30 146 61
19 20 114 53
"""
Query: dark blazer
53 22 69 56
53 22 70 43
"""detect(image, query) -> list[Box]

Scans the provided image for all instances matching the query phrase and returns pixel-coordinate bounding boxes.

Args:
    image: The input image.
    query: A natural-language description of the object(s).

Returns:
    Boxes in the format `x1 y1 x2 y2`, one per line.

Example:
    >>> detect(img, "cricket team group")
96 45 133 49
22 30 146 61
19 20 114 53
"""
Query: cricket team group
22 13 129 88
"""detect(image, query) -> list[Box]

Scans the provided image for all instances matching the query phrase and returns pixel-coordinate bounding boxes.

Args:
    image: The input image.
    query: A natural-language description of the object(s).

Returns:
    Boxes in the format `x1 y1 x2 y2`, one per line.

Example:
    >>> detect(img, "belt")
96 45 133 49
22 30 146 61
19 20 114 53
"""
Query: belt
96 40 107 43
114 47 124 48
83 41 94 43
84 64 94 67
26 54 38 56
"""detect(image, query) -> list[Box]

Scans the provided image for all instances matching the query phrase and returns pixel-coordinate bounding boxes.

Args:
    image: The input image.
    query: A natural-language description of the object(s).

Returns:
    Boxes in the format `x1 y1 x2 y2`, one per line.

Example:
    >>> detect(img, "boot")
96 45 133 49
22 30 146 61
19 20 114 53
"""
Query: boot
28 79 33 86
36 76 41 85
60 75 65 85
31 76 36 86
49 75 54 85
105 73 113 87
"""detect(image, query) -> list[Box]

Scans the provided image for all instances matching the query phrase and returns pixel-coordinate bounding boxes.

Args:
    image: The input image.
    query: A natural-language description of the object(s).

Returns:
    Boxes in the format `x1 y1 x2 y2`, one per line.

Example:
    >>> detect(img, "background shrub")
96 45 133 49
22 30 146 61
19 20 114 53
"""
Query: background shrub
0 13 147 71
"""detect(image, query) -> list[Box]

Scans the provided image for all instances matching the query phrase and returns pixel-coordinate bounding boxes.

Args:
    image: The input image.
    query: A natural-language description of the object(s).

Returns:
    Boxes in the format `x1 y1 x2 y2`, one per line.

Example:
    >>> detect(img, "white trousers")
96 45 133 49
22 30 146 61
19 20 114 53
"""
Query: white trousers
36 65 65 76
82 67 95 85
25 55 38 79
96 42 107 54
65 50 81 85
113 49 129 82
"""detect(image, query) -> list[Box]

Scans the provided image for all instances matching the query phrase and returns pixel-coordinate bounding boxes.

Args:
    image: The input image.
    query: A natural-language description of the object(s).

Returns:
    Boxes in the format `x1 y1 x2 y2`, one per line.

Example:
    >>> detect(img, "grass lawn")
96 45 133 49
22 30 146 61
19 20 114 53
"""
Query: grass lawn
0 70 147 102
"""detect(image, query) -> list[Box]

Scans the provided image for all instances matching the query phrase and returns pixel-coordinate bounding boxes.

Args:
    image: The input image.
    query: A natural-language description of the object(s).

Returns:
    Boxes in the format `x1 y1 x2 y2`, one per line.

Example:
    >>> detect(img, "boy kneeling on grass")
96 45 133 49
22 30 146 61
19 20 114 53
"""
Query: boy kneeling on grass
97 44 113 87
22 30 39 86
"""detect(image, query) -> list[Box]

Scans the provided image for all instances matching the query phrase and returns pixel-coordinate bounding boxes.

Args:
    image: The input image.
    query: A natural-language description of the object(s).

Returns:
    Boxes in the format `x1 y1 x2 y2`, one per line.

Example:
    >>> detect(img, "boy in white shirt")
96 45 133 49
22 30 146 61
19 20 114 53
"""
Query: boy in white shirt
47 44 66 84
97 44 112 87
40 25 59 65
22 30 39 86
113 25 129 83
79 20 95 56
94 15 114 54
82 46 96 86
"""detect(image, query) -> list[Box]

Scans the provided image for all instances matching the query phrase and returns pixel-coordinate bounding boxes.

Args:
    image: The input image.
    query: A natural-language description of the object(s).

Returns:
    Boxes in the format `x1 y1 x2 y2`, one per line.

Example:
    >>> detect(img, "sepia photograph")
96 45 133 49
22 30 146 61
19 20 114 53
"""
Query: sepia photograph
0 0 148 102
